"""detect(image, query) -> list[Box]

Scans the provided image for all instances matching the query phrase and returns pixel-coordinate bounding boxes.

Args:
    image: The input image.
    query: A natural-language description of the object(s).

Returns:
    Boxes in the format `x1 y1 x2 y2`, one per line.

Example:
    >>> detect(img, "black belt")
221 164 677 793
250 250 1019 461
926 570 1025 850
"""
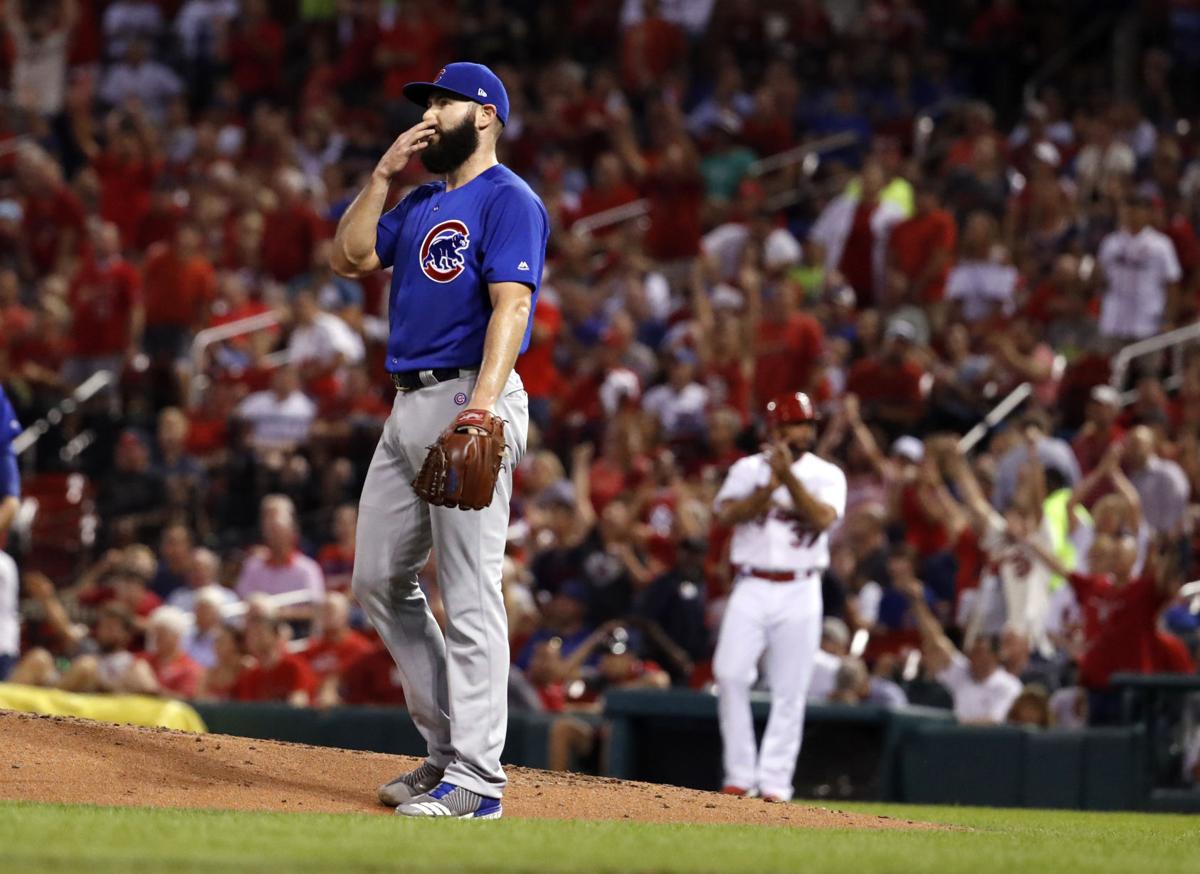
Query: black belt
390 367 476 392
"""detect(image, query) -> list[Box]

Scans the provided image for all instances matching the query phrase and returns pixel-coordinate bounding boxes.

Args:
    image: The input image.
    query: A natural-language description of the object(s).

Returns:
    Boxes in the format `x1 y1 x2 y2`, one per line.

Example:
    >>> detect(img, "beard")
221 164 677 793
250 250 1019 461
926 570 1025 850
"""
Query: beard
420 114 480 175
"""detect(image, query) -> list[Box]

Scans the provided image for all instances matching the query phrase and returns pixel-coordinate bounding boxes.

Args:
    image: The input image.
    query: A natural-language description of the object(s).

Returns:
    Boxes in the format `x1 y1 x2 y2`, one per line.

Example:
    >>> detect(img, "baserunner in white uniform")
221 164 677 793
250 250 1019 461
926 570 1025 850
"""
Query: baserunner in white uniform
712 392 847 802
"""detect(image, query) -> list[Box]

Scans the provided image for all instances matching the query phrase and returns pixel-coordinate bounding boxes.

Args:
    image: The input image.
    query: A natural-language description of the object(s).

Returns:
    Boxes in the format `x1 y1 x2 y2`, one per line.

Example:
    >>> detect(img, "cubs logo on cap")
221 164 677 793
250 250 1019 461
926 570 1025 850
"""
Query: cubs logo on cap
403 62 510 125
419 219 471 283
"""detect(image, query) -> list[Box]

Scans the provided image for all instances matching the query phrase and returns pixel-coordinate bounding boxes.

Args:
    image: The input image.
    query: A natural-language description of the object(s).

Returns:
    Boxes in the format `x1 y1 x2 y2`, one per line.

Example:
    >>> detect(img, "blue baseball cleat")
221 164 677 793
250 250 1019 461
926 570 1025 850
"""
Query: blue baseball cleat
394 781 503 820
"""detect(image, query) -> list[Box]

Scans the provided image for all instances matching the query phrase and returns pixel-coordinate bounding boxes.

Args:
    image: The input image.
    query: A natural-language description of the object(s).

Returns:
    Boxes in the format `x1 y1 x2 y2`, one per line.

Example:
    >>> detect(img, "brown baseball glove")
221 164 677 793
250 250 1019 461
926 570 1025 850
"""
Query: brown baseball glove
412 409 507 510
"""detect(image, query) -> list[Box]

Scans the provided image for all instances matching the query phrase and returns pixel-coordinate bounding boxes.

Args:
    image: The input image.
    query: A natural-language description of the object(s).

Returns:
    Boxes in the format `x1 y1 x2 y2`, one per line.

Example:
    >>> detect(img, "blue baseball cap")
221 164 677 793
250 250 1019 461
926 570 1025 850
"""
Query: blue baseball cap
403 62 510 126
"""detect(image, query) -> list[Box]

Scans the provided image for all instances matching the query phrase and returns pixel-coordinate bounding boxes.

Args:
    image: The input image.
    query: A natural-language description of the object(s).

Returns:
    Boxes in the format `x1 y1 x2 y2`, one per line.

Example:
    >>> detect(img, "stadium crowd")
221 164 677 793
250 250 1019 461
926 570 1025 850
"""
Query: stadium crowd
1 0 1200 781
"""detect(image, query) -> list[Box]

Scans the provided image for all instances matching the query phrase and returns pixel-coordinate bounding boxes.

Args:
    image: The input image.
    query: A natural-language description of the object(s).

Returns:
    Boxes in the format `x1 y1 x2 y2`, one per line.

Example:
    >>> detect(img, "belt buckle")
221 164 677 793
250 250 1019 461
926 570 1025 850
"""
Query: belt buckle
418 369 439 388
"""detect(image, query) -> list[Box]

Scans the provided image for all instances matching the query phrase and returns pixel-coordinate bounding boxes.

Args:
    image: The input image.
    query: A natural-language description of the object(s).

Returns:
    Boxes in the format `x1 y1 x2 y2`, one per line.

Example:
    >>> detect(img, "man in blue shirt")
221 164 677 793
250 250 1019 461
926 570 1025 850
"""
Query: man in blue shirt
0 385 21 680
331 62 548 820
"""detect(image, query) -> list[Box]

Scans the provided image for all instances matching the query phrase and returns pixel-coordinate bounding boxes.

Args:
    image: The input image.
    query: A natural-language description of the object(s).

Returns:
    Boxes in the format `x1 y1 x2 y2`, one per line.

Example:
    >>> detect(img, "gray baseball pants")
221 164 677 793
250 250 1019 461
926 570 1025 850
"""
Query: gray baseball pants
352 370 527 799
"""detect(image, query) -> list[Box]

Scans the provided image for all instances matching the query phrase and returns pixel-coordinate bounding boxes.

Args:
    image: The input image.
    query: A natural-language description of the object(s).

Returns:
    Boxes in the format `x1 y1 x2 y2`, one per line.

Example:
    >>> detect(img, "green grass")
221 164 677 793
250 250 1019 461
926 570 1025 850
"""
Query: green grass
0 799 1195 874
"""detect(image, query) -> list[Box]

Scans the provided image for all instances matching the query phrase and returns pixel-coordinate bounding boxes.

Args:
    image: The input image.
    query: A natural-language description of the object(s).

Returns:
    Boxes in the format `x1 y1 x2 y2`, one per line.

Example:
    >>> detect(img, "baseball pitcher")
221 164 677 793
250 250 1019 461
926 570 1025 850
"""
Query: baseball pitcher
711 392 847 801
331 62 549 820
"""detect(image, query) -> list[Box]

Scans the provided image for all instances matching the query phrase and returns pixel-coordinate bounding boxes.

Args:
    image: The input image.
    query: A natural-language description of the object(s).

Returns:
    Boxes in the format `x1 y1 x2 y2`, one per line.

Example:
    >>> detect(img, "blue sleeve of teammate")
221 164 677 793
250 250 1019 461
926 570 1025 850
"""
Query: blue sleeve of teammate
480 188 548 290
0 387 20 498
375 199 410 269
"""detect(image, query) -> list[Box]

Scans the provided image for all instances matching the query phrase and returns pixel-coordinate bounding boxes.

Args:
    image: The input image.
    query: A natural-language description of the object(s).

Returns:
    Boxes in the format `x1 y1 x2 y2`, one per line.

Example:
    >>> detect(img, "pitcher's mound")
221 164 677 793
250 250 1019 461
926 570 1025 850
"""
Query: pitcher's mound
0 710 934 830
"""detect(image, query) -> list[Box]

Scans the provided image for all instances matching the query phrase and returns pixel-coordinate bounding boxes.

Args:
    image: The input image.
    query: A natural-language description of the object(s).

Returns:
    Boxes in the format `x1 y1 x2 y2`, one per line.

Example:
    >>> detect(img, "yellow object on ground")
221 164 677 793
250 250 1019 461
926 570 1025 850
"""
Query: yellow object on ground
0 682 207 732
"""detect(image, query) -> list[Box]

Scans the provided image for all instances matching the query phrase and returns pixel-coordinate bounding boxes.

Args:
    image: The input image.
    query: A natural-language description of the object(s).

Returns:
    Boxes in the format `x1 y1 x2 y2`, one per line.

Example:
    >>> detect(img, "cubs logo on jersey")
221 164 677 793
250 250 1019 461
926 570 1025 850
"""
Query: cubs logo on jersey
419 219 471 283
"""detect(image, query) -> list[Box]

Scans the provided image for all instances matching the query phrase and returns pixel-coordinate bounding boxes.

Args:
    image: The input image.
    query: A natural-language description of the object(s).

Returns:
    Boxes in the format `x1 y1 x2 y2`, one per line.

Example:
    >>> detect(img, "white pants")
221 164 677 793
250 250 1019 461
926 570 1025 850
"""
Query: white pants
713 575 822 801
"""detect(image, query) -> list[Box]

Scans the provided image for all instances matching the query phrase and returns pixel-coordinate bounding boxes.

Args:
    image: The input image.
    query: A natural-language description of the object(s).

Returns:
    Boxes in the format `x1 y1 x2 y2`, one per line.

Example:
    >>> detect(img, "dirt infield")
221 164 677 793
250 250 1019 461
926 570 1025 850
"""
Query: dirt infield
0 710 936 829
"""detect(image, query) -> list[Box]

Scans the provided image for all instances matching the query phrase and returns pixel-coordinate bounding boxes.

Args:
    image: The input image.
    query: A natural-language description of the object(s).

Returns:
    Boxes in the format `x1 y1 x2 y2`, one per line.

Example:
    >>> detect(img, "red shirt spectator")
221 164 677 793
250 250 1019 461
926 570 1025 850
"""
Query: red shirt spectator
1066 570 1122 645
303 629 373 684
377 16 444 100
10 313 70 379
0 271 33 338
262 175 329 282
1071 570 1174 689
185 381 237 457
517 296 562 401
142 229 217 329
702 358 752 423
22 175 85 273
341 643 407 706
235 617 317 704
952 526 986 609
643 163 704 260
845 329 927 429
228 0 285 101
134 189 186 252
753 311 824 407
901 485 949 557
141 650 204 698
93 144 160 248
839 201 878 302
620 6 687 93
575 154 641 228
316 542 355 593
1163 214 1200 280
888 194 957 302
69 237 142 358
234 652 317 702
846 354 926 409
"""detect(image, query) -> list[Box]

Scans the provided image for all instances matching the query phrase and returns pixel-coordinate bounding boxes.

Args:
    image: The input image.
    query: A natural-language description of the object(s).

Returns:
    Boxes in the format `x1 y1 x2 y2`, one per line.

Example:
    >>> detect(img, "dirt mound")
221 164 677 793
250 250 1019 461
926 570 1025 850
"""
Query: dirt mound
0 710 934 829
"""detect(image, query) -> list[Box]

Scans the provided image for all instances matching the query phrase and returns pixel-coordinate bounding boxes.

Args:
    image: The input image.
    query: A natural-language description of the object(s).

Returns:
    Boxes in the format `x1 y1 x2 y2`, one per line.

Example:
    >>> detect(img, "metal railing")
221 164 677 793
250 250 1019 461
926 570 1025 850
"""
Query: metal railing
570 131 860 238
1181 581 1200 617
187 310 284 406
1109 320 1200 394
957 382 1033 455
571 197 650 238
216 587 325 653
745 131 858 178
11 370 115 457
1022 9 1120 105
218 587 317 621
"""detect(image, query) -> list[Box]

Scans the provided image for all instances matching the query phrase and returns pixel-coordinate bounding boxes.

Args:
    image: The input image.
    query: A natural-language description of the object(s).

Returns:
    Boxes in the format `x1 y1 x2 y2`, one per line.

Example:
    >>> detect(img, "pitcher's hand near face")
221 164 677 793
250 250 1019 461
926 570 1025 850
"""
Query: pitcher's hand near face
373 120 438 181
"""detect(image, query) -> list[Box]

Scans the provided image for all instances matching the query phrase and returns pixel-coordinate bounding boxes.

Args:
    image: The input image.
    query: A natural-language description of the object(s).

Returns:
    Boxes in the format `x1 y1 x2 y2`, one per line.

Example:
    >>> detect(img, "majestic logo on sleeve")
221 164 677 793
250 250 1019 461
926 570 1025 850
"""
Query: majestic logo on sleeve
419 220 471 283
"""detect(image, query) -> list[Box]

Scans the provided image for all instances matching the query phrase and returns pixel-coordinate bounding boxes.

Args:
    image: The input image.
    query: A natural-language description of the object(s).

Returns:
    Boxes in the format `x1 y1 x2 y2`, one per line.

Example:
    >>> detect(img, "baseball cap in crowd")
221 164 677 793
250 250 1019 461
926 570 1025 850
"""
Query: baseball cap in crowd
821 617 851 650
599 368 641 415
1090 385 1122 408
537 480 576 509
885 319 918 344
194 585 228 609
670 346 699 368
710 282 744 311
891 435 925 463
763 229 802 272
403 62 510 125
708 109 743 137
559 579 590 605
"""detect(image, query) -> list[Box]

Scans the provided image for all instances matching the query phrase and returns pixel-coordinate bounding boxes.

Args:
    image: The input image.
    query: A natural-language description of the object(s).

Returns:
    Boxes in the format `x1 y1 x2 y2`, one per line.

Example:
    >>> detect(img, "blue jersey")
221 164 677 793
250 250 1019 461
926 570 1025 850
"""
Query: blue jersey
375 164 550 372
0 385 21 498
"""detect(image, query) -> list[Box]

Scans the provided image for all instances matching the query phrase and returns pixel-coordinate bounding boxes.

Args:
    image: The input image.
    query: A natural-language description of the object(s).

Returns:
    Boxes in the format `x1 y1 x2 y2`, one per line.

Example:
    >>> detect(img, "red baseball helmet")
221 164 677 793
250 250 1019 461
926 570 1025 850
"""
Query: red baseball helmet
765 392 819 428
